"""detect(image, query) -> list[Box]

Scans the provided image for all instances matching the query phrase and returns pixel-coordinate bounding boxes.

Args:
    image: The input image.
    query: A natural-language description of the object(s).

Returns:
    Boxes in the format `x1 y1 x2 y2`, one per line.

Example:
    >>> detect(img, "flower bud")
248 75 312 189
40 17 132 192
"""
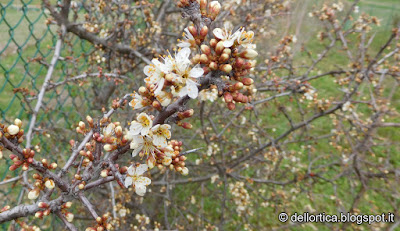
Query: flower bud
1 205 10 212
200 54 209 64
200 26 208 38
138 86 148 95
28 188 40 200
22 163 29 171
7 125 19 136
208 1 221 20
86 115 93 125
35 211 43 219
200 0 207 15
43 209 51 216
215 41 225 54
223 92 233 103
9 164 18 171
241 77 254 86
114 126 123 137
227 102 236 110
45 179 55 189
181 122 192 129
200 45 211 55
64 201 72 209
240 49 258 59
50 163 58 169
205 63 216 71
188 26 197 37
38 202 49 208
223 48 231 55
66 212 74 222
192 54 201 64
181 167 189 175
210 39 217 48
104 144 113 152
100 169 109 178
234 82 244 90
78 183 85 190
78 121 85 129
14 118 22 128
219 53 230 62
119 166 128 174
220 64 232 73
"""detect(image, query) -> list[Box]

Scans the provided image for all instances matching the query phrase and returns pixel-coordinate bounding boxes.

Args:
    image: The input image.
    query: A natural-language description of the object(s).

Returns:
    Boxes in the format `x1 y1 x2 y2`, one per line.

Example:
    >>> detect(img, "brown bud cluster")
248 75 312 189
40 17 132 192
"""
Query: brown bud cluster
0 119 24 143
85 213 113 231
177 0 221 21
154 140 188 175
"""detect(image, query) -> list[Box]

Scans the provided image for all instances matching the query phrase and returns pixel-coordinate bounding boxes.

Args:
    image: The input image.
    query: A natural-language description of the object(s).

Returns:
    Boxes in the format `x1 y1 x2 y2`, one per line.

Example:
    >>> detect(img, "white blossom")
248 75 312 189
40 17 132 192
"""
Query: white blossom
124 164 151 196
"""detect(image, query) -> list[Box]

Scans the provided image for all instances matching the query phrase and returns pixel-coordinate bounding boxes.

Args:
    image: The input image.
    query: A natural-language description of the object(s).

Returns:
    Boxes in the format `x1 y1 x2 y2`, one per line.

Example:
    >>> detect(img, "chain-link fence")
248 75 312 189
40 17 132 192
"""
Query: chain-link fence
0 0 399 229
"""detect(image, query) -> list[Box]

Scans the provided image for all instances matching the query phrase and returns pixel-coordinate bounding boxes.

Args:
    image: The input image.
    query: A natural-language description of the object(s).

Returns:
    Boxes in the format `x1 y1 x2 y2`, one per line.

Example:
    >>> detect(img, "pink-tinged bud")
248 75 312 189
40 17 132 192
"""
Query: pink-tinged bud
243 62 253 69
64 201 72 209
181 122 193 129
78 183 85 190
45 179 55 189
35 211 44 219
1 205 10 213
114 126 123 137
176 166 183 172
28 188 40 200
78 121 85 129
138 86 148 95
210 39 217 48
30 150 35 157
104 144 114 152
235 58 245 68
27 157 34 164
66 212 74 222
203 66 210 75
14 118 22 128
224 92 233 103
208 1 221 20
116 166 126 174
201 45 211 55
240 48 258 59
152 100 162 111
209 62 218 70
33 173 41 180
200 54 209 64
50 163 57 169
74 174 82 180
219 53 230 62
227 102 236 110
22 163 29 171
192 54 201 64
43 209 51 216
188 26 197 37
79 150 86 156
9 154 17 160
242 77 254 86
7 125 19 136
38 202 49 208
200 26 208 38
69 140 75 147
220 64 232 73
223 48 231 55
41 158 48 166
215 41 225 54
100 169 109 178
76 127 83 134
234 82 244 90
9 165 18 171
86 115 93 125
200 0 207 14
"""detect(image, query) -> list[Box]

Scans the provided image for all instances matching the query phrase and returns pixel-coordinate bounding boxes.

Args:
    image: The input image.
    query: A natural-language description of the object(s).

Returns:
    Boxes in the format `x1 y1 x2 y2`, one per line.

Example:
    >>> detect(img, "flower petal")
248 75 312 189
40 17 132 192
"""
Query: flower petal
129 122 142 135
124 176 133 188
154 78 165 95
213 28 225 39
187 79 199 99
135 164 148 175
138 176 151 186
223 39 234 48
189 66 204 78
135 183 147 196
127 165 135 175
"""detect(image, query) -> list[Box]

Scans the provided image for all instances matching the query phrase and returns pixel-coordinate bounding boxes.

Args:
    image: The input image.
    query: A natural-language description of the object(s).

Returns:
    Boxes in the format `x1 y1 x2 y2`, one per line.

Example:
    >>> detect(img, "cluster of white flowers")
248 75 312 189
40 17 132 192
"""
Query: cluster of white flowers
126 113 173 168
144 48 204 101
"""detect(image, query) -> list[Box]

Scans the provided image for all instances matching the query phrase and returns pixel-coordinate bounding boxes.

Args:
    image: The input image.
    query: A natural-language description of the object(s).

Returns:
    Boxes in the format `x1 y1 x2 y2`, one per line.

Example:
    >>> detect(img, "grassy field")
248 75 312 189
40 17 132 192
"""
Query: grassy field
0 0 399 230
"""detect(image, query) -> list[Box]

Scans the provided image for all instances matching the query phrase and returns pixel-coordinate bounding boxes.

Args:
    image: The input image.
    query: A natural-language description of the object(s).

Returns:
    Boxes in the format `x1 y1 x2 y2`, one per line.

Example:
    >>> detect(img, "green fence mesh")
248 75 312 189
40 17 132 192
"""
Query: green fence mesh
0 0 399 229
